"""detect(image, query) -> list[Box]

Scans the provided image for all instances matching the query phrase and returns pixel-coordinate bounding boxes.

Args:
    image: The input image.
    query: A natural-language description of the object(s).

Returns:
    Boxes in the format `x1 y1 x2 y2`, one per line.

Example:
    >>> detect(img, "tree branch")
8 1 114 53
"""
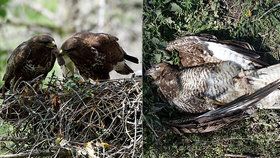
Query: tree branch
0 151 54 158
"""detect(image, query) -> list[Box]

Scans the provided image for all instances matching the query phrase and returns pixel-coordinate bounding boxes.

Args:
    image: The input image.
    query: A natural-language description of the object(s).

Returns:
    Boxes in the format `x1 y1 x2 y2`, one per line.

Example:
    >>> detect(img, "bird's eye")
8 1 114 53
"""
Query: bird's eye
155 65 161 70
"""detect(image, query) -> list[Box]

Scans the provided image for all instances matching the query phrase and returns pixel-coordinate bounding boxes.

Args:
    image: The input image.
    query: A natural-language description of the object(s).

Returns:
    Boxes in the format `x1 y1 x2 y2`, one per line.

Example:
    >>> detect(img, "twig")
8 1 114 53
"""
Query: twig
224 154 254 158
0 77 142 157
0 151 54 158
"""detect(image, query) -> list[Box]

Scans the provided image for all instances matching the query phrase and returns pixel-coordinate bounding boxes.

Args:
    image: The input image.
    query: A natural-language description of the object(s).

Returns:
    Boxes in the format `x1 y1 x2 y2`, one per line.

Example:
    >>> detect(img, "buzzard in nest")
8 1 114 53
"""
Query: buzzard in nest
146 61 280 133
59 32 139 80
1 34 58 93
166 34 268 69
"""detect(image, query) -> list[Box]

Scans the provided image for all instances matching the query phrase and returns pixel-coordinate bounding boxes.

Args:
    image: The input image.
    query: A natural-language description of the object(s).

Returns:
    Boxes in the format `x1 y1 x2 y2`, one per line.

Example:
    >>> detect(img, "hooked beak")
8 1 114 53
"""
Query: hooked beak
145 68 153 76
47 41 57 48
56 49 66 66
59 49 63 54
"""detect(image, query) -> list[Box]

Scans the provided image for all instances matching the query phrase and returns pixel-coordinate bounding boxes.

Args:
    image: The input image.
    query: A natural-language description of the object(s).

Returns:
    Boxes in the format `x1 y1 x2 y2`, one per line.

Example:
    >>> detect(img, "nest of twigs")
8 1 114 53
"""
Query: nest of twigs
0 75 142 158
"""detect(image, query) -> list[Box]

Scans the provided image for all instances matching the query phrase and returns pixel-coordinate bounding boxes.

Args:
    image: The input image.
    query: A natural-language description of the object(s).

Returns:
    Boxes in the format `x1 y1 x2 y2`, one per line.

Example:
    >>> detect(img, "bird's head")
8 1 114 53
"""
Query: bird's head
32 34 57 49
60 37 83 55
57 37 83 67
146 63 173 80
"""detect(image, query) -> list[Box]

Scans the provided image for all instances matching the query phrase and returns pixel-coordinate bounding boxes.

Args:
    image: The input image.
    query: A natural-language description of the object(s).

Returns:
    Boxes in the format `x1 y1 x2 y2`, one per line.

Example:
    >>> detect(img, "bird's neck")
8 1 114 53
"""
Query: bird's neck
156 71 180 99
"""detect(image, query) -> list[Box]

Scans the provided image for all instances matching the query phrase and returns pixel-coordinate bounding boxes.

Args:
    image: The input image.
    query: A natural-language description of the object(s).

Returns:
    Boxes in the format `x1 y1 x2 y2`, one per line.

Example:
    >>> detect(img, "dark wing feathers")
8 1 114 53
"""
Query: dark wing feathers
219 39 255 50
124 53 139 63
221 43 260 58
74 32 119 45
218 43 269 66
2 35 57 93
199 79 280 119
196 35 261 59
114 62 134 74
75 32 138 63
168 35 268 68
166 79 280 133
3 42 30 82
62 32 138 80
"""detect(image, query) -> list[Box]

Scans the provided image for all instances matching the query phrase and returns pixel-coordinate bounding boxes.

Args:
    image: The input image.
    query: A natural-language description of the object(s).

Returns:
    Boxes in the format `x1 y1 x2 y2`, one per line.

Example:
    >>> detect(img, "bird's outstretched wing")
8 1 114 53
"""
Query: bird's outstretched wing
166 35 267 69
165 79 280 134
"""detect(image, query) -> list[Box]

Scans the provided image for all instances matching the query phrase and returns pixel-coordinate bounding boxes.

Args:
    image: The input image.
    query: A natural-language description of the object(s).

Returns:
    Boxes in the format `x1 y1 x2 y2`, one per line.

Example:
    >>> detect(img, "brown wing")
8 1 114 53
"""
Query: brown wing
70 32 136 78
2 42 31 89
73 32 122 61
166 79 280 133
73 32 118 46
166 36 221 67
3 36 56 90
166 35 267 68
74 32 138 63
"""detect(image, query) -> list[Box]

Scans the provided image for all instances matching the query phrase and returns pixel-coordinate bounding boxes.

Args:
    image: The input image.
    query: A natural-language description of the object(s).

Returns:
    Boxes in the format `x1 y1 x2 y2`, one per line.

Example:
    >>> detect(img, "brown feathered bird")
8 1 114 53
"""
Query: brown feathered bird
166 35 267 69
147 62 280 133
59 32 139 80
147 61 280 113
1 34 58 93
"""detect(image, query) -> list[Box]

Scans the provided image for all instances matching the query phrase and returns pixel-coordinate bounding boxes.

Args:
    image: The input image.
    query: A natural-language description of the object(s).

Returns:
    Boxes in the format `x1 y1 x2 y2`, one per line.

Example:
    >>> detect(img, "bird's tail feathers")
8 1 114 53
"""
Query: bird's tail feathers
124 54 139 64
248 63 280 88
114 61 134 74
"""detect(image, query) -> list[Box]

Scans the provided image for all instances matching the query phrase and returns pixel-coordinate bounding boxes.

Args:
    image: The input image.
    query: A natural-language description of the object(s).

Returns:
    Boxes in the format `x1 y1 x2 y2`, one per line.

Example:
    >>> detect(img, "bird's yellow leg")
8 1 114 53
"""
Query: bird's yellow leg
204 97 226 108
212 100 226 106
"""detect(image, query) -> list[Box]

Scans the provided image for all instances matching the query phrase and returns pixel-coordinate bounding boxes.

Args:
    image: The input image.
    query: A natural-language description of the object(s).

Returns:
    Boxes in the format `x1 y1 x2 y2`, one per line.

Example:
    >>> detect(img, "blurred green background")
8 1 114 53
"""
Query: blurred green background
143 0 280 157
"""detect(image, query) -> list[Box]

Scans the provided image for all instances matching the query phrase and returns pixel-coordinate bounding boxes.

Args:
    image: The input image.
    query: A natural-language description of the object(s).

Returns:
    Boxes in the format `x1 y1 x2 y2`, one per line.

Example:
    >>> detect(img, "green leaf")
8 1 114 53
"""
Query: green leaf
154 53 162 63
170 3 182 14
0 7 6 17
163 0 171 4
151 37 160 45
165 17 173 24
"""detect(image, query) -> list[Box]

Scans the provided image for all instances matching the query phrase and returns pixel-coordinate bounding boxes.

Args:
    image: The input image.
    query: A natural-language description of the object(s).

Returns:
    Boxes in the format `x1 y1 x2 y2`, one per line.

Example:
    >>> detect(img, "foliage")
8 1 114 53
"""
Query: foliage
0 0 9 18
143 0 280 157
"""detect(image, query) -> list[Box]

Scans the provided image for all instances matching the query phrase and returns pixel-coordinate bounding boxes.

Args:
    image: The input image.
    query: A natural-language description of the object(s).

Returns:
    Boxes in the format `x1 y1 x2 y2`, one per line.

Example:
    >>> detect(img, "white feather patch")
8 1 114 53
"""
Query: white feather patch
205 42 252 69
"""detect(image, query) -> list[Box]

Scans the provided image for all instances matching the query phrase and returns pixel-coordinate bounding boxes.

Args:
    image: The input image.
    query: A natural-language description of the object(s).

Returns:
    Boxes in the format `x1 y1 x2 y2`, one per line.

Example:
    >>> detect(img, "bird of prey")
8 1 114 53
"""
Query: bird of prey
1 34 58 93
166 35 267 69
146 61 280 113
59 32 139 80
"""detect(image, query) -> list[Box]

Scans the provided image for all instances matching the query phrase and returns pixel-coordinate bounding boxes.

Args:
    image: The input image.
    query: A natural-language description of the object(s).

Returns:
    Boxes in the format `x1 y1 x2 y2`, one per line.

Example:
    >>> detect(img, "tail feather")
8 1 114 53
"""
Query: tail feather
249 63 280 88
166 79 280 133
124 54 139 64
114 61 134 74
